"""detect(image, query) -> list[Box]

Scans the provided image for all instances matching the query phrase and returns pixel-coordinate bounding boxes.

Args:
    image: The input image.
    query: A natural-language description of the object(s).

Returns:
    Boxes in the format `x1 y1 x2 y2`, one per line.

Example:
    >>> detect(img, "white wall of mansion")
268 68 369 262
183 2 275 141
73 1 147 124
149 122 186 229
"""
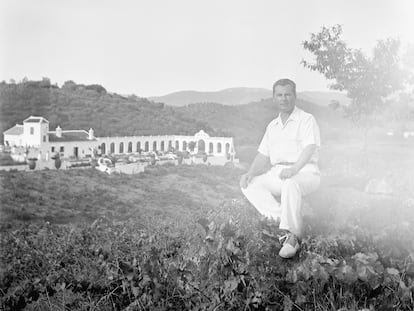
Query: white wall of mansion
47 140 100 159
97 133 235 156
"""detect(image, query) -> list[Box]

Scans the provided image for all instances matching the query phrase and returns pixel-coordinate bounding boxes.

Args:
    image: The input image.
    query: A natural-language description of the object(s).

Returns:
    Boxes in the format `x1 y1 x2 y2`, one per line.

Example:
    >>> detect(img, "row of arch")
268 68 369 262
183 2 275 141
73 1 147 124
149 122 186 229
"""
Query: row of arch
99 139 232 155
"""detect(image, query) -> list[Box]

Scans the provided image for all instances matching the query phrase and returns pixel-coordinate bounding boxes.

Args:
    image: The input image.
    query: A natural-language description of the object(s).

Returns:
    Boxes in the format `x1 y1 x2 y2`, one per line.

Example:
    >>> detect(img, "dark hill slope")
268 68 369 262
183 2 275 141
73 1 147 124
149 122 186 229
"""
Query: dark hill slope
0 81 219 141
175 98 352 145
0 80 353 147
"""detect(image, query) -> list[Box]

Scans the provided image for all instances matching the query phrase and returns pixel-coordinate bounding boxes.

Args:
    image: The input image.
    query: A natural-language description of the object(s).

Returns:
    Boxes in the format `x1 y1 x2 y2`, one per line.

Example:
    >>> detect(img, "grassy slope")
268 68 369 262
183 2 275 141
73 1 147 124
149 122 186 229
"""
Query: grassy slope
0 165 243 228
2 143 414 309
1 141 414 235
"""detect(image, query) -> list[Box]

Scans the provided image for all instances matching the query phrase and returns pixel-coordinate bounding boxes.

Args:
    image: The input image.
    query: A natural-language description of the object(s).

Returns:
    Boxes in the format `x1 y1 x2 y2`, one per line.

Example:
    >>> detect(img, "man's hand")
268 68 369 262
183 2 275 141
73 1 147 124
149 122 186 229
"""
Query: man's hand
279 167 298 179
240 173 253 189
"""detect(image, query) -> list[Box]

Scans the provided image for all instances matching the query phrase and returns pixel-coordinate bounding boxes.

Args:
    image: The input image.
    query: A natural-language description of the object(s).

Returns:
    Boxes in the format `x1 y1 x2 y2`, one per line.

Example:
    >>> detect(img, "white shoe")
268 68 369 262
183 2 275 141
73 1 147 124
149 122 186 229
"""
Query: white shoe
278 233 300 259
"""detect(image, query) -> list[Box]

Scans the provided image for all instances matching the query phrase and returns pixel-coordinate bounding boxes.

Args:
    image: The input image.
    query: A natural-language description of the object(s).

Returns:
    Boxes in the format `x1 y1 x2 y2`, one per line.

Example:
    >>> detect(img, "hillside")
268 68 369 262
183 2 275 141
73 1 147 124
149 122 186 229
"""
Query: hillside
2 143 414 309
0 80 221 141
174 98 354 146
1 80 354 148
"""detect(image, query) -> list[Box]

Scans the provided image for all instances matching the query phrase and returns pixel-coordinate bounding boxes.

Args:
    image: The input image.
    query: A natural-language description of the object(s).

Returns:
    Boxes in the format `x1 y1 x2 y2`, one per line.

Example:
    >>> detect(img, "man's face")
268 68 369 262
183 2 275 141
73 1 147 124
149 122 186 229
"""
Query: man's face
273 84 296 114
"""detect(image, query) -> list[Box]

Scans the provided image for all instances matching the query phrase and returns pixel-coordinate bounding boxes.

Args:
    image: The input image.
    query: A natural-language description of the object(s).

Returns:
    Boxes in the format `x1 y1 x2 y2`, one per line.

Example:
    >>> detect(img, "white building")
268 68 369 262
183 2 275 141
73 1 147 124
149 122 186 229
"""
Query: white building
3 116 49 147
3 116 99 159
3 116 236 160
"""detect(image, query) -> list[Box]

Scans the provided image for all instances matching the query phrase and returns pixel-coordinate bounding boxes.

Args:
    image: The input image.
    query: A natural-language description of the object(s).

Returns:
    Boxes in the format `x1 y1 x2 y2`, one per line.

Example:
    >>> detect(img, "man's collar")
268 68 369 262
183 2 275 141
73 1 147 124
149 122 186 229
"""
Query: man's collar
274 106 300 125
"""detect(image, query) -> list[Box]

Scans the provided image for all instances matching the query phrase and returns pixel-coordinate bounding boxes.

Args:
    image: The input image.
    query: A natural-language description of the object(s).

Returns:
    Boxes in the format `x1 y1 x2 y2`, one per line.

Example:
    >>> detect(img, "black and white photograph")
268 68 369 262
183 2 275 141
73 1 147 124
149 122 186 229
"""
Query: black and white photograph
1 0 414 310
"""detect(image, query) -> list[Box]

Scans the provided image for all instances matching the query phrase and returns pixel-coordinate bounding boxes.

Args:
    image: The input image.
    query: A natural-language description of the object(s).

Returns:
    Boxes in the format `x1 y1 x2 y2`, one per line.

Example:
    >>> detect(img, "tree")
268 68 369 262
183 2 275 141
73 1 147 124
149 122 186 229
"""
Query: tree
62 80 77 91
302 25 413 144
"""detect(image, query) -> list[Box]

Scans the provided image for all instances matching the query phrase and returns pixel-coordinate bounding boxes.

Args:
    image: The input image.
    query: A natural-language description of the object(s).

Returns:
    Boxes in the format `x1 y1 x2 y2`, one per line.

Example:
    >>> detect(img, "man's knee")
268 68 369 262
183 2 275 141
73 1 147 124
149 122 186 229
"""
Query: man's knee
282 178 301 194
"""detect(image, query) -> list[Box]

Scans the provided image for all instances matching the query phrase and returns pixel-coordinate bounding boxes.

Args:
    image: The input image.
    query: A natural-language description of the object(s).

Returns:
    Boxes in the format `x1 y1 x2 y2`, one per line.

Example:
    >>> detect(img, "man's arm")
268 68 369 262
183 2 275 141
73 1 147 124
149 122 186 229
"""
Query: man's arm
279 144 317 179
240 152 270 188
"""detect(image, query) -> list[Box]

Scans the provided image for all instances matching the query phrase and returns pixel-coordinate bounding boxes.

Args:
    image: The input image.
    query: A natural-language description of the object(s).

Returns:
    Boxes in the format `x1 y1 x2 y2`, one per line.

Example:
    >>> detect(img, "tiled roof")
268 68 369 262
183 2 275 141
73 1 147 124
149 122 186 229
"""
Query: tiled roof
24 116 49 123
49 130 96 142
4 125 23 135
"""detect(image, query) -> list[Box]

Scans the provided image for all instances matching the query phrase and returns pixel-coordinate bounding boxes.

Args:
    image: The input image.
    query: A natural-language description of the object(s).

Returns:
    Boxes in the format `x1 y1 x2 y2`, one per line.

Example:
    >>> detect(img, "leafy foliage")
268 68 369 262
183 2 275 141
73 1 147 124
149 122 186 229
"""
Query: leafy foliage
1 151 414 310
1 201 414 310
0 79 221 142
302 25 413 122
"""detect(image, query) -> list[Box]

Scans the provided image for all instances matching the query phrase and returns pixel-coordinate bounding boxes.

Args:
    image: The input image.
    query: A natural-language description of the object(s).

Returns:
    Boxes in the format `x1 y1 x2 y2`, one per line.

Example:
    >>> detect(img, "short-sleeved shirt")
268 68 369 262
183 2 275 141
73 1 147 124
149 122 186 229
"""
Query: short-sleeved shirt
258 106 320 172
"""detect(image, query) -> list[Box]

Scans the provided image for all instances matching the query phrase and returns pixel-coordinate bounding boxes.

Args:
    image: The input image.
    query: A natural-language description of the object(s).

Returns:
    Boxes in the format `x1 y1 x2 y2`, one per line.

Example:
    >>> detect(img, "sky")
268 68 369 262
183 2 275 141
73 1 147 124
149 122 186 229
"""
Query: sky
1 0 413 97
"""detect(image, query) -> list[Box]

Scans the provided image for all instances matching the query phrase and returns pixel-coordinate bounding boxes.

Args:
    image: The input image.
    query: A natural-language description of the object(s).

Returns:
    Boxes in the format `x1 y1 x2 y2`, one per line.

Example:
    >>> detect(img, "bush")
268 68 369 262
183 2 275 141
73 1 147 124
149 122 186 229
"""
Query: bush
2 205 414 311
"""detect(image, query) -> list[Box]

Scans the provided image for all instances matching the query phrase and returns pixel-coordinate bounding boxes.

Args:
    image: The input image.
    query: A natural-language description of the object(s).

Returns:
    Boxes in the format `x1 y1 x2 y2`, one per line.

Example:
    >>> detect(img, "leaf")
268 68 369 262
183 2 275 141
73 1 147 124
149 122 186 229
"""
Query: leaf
223 276 239 295
205 235 214 242
295 293 306 306
405 263 414 276
226 238 236 253
283 296 293 311
131 286 140 298
356 265 368 282
386 267 399 276
208 221 216 232
286 269 298 283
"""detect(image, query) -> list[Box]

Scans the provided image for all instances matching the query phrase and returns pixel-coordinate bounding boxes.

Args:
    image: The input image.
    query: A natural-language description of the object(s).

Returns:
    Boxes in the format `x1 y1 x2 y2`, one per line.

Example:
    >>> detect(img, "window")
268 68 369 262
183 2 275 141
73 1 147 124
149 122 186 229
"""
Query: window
30 127 34 135
51 146 55 152
60 146 64 152
43 135 46 142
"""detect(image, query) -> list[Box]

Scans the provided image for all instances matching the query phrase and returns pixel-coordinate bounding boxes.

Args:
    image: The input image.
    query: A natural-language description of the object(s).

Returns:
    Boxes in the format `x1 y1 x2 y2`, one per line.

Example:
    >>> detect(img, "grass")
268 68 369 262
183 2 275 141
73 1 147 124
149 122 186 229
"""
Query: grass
1 140 414 310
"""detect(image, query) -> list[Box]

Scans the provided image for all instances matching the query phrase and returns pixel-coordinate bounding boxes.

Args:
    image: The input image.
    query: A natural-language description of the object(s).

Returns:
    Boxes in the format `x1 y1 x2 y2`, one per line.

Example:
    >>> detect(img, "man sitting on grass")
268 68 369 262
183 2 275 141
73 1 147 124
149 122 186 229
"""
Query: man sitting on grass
240 78 321 258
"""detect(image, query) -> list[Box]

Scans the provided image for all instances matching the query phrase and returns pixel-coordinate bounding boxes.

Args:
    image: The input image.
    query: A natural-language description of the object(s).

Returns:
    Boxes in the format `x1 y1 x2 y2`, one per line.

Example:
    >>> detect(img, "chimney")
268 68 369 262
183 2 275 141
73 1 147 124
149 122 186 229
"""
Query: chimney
56 126 62 138
88 128 94 140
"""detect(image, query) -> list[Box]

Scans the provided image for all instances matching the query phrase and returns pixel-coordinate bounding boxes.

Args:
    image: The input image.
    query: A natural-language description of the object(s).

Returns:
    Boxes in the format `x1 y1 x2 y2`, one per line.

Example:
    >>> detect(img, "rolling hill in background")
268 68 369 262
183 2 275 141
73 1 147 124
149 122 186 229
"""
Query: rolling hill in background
150 87 351 107
0 80 353 148
175 98 353 146
149 87 272 106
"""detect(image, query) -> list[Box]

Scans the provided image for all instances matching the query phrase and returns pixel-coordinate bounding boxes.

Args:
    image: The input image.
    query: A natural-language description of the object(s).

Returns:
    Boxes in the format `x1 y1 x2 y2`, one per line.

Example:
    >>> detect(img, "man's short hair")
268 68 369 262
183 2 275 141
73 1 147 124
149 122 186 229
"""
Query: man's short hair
272 79 296 97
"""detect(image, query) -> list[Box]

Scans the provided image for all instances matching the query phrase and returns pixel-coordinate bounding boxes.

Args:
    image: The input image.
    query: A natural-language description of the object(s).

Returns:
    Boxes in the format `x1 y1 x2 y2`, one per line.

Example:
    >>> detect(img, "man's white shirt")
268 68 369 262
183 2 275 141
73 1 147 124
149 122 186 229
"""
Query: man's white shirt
257 106 320 173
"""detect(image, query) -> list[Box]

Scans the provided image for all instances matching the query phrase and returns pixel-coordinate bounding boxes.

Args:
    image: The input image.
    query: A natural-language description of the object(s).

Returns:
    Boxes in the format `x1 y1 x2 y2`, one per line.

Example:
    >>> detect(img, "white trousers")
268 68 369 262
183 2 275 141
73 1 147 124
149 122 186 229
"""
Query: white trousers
241 165 320 237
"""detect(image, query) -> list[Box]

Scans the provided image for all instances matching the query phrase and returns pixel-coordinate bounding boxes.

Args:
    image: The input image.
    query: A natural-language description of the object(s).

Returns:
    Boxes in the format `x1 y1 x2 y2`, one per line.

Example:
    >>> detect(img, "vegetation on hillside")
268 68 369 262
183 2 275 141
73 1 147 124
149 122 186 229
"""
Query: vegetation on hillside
0 79 220 141
175 98 355 146
0 78 355 149
1 142 414 310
